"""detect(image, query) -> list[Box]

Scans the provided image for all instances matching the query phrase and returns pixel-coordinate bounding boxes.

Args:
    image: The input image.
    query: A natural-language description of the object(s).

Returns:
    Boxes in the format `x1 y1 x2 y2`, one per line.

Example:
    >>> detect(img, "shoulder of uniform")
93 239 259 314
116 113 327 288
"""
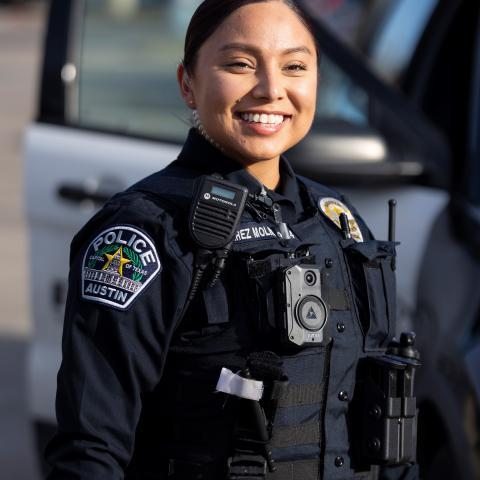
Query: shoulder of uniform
70 198 156 259
70 190 188 310
67 164 200 311
126 162 198 208
84 163 199 227
297 174 344 200
71 174 192 258
297 174 362 211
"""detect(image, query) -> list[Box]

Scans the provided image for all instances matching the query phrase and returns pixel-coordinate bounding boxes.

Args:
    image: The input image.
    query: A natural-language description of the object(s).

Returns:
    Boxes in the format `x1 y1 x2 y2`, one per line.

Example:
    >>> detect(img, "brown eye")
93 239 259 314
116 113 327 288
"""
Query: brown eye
228 62 253 70
285 63 307 72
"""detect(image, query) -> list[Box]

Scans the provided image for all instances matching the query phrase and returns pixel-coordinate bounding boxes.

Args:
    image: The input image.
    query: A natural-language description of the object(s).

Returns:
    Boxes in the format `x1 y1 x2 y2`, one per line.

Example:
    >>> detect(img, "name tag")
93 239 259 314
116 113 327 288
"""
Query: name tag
234 222 295 243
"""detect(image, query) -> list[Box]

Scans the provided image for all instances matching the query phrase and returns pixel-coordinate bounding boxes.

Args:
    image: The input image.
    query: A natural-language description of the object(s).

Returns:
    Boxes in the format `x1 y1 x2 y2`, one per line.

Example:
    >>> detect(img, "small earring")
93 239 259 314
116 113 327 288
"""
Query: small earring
192 110 223 152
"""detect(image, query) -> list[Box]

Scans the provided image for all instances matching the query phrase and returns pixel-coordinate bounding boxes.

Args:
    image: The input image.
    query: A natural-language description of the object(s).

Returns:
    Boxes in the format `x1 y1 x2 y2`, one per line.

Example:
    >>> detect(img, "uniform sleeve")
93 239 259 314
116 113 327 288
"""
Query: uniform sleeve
45 199 192 479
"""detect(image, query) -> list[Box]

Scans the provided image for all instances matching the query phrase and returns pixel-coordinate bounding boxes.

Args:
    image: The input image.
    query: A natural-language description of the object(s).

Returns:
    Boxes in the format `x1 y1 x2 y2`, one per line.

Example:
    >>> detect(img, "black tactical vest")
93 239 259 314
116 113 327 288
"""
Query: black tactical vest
125 167 397 480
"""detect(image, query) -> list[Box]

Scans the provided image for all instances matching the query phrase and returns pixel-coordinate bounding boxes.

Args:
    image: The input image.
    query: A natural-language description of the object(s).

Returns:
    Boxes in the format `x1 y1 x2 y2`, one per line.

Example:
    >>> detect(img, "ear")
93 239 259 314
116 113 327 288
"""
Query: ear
177 63 196 110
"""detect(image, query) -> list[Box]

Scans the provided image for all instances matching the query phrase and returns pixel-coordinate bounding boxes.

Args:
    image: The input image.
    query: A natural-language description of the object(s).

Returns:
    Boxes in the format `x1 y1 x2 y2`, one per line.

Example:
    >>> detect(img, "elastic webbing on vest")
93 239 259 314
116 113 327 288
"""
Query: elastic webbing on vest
272 422 320 449
265 459 319 480
163 458 378 480
277 383 323 407
228 452 267 479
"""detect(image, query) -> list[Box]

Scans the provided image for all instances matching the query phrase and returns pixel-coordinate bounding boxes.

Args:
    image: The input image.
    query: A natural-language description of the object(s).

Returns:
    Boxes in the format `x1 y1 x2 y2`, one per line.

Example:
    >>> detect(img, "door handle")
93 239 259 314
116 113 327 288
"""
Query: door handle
57 178 124 206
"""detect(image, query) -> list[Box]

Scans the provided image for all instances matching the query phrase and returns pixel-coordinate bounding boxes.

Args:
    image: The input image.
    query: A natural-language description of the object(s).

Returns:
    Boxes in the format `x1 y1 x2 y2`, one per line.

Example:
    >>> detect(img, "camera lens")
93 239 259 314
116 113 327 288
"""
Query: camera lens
304 271 316 286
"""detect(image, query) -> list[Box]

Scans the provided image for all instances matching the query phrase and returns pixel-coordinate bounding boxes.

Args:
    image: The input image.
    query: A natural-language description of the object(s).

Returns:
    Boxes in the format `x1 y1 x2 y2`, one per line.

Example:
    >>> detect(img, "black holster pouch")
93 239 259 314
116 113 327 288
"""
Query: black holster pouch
227 352 289 479
350 333 421 469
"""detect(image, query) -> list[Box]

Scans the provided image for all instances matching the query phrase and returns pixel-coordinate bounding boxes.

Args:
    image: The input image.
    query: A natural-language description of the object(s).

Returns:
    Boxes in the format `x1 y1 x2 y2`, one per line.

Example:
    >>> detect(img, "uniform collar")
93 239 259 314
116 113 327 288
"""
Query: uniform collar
177 128 302 215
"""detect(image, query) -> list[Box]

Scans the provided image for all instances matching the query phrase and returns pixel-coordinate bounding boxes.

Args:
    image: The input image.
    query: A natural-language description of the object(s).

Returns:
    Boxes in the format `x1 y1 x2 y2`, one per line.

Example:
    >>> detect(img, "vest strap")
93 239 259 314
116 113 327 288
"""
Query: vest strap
277 383 323 407
265 459 319 480
228 453 267 479
266 460 378 480
163 458 378 480
272 422 320 448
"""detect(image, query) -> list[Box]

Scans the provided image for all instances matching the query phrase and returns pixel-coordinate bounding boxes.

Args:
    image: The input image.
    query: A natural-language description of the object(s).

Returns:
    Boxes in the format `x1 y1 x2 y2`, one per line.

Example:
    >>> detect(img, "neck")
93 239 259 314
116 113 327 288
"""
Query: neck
246 158 281 190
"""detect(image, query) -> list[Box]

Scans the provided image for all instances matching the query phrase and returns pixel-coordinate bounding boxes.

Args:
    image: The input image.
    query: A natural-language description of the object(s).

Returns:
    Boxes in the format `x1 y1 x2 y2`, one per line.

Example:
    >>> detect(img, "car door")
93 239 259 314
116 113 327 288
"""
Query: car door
396 1 480 478
25 0 203 443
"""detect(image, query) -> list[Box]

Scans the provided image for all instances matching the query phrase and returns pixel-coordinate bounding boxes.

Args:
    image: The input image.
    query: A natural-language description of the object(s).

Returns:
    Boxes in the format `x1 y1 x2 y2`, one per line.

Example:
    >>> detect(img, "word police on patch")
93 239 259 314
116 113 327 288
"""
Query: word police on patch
82 225 161 309
319 197 364 242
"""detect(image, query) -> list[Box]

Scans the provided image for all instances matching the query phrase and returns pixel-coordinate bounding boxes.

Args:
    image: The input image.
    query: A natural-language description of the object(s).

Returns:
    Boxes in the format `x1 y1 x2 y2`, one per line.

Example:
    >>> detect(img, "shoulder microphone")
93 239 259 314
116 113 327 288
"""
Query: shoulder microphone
186 175 248 305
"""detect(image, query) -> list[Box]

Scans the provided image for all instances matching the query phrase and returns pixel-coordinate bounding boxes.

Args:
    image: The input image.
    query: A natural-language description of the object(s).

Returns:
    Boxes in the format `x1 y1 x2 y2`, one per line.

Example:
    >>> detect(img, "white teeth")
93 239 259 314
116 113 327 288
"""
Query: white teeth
240 113 285 125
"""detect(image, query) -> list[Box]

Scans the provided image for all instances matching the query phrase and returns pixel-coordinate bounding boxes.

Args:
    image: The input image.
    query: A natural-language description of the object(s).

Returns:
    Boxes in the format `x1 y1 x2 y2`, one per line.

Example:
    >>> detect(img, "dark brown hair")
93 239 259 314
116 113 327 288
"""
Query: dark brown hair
182 0 320 75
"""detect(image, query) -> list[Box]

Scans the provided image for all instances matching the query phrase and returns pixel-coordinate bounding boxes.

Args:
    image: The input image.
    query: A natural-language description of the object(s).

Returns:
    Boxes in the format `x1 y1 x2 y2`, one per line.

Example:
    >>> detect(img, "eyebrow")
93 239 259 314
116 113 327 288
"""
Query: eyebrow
219 43 314 56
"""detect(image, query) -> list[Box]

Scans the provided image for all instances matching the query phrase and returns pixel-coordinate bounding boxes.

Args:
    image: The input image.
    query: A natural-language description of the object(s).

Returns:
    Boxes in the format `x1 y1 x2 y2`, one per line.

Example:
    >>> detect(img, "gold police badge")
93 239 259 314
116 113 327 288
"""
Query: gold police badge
319 197 364 242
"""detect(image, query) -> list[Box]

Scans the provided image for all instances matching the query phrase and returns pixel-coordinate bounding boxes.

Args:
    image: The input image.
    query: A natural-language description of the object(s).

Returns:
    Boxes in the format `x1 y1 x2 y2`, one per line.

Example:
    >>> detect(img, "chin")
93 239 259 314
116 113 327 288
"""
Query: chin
234 139 290 163
235 148 283 163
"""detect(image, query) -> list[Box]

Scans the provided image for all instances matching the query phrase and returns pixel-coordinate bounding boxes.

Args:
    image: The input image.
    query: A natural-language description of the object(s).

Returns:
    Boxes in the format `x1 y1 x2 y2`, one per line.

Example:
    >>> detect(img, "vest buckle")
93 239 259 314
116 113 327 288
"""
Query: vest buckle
227 453 267 479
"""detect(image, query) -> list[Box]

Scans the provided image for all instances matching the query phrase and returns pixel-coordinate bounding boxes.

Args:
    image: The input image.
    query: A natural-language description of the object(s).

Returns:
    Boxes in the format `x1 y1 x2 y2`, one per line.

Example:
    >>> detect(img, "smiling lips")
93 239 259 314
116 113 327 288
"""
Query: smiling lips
236 111 291 135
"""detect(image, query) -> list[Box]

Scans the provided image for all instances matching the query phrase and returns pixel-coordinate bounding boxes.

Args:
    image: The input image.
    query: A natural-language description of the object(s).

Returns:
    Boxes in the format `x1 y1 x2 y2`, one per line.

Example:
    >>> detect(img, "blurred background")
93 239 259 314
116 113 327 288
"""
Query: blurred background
1 0 479 478
0 1 45 478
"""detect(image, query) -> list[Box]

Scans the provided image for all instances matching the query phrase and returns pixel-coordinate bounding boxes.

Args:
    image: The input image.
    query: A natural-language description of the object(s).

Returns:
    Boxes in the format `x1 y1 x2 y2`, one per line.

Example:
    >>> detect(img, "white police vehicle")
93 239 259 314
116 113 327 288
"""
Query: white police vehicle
26 0 480 478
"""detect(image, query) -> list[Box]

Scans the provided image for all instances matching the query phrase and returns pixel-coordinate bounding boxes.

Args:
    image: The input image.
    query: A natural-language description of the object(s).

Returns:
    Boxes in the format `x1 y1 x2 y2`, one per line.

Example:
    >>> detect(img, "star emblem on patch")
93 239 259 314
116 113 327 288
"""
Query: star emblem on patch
319 197 364 242
102 246 131 276
82 225 161 309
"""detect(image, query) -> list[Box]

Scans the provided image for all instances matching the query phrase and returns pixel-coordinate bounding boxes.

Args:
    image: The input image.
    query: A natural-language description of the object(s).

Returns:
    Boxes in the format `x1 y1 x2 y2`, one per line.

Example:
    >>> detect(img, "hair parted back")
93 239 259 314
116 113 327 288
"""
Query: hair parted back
182 0 319 75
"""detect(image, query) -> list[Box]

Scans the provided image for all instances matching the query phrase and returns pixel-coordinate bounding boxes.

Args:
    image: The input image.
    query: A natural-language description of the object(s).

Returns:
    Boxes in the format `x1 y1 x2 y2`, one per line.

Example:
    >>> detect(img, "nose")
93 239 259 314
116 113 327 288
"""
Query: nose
252 64 285 101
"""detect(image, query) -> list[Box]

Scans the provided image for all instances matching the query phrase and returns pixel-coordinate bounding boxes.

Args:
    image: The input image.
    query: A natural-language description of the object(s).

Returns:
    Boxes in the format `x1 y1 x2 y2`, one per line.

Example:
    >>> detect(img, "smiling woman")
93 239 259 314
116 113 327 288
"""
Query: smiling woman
178 0 319 188
44 1 420 480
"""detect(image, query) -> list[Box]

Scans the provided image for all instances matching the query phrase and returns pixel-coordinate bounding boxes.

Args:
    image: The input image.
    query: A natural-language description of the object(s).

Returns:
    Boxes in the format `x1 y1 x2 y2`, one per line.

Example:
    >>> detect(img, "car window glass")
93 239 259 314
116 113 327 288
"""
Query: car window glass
316 55 368 125
72 0 371 140
303 0 439 84
72 0 203 141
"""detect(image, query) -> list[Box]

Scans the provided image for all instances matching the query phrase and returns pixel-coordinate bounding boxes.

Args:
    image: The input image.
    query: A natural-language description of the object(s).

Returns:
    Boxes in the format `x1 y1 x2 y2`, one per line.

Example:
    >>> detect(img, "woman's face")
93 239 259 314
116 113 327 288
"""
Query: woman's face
179 1 318 165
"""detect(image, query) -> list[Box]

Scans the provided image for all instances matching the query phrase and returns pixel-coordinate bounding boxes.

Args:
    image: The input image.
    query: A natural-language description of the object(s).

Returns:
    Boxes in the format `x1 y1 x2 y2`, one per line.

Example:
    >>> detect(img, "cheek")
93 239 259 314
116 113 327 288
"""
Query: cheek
292 78 318 116
199 74 246 112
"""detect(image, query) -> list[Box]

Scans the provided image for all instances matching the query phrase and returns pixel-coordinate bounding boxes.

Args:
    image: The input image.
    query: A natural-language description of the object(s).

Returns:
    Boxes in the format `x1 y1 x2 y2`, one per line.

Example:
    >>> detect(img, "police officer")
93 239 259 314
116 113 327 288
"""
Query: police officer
45 1 420 479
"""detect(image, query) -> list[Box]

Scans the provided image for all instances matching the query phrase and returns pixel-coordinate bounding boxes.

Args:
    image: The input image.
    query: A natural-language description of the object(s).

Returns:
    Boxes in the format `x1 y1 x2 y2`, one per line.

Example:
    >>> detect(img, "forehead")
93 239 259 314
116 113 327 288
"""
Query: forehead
202 2 316 54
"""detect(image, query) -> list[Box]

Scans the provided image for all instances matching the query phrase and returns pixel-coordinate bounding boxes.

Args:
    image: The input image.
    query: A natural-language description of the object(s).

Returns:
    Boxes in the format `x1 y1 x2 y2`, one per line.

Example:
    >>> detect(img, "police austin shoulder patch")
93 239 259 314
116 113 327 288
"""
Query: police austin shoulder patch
82 225 161 310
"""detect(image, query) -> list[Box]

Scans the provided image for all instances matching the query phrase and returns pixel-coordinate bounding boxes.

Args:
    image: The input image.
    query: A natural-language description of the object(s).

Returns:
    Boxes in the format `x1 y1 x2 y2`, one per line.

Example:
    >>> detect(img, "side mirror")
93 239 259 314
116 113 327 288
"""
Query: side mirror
287 120 426 187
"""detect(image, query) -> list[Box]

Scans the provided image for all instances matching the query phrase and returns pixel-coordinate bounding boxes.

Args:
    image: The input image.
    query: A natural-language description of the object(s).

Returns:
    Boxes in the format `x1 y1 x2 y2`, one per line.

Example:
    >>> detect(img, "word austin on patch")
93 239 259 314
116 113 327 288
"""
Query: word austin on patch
82 225 161 309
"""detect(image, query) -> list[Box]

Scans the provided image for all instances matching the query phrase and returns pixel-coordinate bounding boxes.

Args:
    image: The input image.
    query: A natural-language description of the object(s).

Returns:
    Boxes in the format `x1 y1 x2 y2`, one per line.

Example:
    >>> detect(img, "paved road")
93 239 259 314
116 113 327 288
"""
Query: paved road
0 2 46 479
0 339 41 479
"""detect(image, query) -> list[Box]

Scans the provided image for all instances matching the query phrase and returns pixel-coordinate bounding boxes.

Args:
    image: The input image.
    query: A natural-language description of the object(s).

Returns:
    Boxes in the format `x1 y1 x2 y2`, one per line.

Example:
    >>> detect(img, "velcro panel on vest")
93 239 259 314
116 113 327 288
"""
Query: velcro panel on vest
323 287 350 311
277 383 323 407
321 271 350 311
266 459 319 480
272 422 320 448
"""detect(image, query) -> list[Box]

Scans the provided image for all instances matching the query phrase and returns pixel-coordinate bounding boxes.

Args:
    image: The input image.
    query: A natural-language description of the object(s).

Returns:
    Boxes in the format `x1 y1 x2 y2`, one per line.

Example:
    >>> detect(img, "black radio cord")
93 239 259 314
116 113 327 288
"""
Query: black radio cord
176 248 213 324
